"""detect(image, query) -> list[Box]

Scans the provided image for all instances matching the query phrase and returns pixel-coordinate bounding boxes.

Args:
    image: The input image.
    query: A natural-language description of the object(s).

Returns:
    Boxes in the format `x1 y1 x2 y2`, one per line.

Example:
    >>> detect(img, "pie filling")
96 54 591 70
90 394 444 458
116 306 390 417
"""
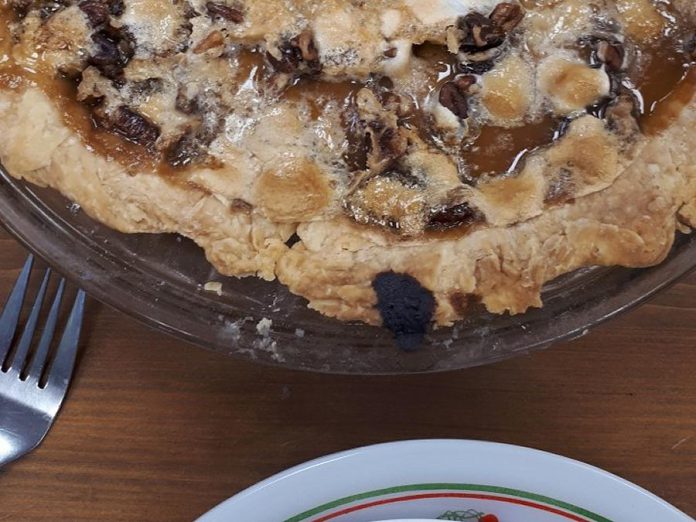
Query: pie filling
0 1 695 340
1 1 694 234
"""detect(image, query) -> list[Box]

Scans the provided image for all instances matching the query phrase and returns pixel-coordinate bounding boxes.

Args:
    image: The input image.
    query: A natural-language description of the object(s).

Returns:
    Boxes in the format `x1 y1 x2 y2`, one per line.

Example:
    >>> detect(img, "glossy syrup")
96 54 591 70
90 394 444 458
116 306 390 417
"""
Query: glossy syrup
0 5 695 180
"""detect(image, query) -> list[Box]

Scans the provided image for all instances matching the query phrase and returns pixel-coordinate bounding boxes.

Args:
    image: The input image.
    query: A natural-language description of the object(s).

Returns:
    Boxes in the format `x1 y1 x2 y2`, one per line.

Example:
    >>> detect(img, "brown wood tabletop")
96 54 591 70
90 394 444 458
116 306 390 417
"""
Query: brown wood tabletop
0 228 695 521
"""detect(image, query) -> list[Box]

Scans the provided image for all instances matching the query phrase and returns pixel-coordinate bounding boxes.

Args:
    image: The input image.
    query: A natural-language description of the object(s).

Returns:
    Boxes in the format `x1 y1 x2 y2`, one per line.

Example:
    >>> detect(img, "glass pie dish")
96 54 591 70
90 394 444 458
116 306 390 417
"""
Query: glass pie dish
1 164 695 374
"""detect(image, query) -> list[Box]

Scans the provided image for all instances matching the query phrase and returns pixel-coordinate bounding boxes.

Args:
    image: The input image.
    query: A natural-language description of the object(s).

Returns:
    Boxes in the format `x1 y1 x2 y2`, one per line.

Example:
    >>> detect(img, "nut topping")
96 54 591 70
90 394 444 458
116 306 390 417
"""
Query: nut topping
94 106 160 148
489 3 525 35
453 3 525 54
206 2 243 24
268 30 321 76
88 26 134 79
596 40 626 72
427 201 481 231
439 75 476 120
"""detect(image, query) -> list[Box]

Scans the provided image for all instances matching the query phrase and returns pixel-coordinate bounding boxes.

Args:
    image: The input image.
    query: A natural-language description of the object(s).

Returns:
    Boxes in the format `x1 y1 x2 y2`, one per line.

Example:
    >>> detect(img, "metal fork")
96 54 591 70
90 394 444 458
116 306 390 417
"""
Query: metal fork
0 255 85 466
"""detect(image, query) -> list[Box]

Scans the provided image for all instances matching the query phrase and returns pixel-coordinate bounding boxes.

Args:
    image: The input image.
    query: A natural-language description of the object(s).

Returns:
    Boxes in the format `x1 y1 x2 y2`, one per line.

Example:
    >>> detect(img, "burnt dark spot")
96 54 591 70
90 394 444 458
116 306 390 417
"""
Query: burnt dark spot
80 93 105 107
373 272 435 352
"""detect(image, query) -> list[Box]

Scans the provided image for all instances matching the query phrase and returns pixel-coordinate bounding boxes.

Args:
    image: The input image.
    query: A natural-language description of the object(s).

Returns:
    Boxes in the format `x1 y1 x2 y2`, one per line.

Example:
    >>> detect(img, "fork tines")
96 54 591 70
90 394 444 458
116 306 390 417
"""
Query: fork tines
0 255 85 388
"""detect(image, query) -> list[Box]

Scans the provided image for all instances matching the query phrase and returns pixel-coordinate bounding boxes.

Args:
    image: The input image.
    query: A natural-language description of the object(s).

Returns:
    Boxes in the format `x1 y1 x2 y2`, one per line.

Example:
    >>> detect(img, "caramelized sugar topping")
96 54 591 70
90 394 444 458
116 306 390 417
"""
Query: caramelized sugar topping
0 1 695 235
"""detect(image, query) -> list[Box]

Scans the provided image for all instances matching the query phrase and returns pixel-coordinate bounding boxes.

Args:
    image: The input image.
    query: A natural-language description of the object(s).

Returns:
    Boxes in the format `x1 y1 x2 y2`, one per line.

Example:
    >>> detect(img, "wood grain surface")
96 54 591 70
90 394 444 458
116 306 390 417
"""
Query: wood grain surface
0 229 695 521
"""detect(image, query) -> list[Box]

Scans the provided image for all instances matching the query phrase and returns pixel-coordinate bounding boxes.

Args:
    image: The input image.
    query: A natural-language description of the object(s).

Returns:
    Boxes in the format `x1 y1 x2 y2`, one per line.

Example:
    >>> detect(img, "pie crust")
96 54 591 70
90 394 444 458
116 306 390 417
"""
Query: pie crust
1 0 695 343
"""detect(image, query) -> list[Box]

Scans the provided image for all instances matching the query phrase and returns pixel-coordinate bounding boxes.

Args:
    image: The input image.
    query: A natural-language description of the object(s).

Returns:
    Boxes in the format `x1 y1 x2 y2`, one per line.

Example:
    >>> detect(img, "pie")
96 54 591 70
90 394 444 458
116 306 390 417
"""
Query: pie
1 0 695 348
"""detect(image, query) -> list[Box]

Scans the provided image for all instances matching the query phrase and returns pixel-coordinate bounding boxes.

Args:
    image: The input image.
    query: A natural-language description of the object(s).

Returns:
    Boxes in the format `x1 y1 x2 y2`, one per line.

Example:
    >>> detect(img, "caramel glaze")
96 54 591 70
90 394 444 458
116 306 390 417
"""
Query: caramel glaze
643 67 696 135
0 14 160 174
1 6 695 223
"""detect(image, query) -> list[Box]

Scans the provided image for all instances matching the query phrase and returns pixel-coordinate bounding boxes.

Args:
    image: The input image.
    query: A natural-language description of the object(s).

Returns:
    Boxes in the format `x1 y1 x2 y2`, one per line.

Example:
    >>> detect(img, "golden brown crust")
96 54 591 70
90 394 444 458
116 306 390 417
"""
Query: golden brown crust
276 110 694 324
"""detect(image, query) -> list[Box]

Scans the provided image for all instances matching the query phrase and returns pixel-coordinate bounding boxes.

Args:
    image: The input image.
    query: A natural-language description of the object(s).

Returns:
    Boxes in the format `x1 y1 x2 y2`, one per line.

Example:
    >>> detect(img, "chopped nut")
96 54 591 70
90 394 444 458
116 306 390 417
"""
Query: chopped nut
427 201 482 231
193 30 225 54
439 75 476 120
88 26 135 79
268 30 321 76
454 3 525 54
596 40 625 72
79 0 111 27
489 3 525 34
349 88 410 175
460 12 504 51
206 2 244 23
94 106 160 148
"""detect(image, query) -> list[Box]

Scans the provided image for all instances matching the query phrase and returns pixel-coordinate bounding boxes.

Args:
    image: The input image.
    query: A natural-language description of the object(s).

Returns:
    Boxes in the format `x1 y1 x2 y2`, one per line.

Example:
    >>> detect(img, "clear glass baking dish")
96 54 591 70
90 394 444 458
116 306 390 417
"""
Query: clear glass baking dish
1 164 694 374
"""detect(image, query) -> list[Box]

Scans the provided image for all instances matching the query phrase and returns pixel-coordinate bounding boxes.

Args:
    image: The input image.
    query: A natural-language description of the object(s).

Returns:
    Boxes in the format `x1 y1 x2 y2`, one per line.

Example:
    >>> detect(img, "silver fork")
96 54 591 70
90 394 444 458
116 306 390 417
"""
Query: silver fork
0 255 85 467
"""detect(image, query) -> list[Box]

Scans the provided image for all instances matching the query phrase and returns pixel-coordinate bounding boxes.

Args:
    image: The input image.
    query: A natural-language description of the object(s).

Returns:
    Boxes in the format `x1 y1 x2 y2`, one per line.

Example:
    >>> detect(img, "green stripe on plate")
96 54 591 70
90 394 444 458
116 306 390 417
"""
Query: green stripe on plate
284 483 613 522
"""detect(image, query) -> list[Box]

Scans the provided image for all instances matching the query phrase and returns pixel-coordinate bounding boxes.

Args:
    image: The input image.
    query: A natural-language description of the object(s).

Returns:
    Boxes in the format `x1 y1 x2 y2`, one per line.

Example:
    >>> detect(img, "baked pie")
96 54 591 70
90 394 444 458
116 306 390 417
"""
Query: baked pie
1 0 695 346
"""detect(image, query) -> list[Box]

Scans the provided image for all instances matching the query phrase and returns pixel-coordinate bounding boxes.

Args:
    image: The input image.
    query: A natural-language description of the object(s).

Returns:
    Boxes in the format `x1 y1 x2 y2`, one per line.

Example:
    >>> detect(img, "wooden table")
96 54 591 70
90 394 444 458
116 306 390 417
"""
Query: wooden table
1 229 695 521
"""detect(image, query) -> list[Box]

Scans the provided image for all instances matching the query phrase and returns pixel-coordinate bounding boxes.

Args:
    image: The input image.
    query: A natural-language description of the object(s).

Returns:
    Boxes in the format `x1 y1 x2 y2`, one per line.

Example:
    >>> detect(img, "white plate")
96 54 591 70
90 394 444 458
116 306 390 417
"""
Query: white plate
197 440 693 522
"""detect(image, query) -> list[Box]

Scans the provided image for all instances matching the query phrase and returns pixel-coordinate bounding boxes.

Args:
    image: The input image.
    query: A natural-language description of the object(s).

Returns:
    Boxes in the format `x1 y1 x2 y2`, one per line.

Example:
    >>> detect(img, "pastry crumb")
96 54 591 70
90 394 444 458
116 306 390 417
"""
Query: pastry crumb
256 318 273 337
204 281 223 296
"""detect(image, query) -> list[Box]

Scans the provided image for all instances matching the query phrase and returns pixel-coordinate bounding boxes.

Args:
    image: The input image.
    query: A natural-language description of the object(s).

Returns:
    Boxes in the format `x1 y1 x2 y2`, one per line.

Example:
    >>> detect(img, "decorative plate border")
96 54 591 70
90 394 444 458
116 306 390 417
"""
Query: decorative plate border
285 484 612 522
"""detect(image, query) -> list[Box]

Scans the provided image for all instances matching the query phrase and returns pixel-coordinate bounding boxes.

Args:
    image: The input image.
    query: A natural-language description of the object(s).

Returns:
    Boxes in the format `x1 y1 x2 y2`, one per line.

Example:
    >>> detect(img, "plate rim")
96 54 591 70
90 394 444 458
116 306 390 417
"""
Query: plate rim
198 439 692 522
